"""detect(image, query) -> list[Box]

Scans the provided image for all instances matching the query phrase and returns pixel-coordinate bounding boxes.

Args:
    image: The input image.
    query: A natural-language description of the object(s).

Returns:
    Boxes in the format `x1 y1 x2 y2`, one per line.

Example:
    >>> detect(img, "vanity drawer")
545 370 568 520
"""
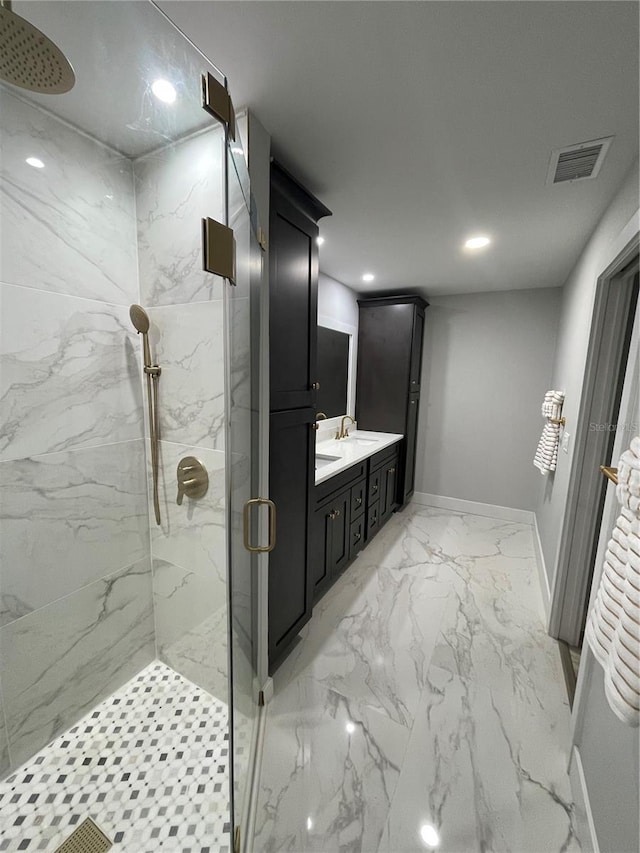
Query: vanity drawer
316 461 367 505
369 442 401 473
368 468 382 503
350 515 365 559
367 501 380 538
350 479 366 520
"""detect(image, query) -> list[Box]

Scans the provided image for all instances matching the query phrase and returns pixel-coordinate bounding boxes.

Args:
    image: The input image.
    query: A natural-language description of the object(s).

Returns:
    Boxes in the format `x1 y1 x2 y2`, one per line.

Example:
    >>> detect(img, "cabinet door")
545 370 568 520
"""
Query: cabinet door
350 479 366 520
309 503 331 601
269 187 318 412
409 310 425 393
268 407 315 662
328 490 351 578
380 456 399 524
402 394 420 503
368 468 382 503
349 515 365 559
367 501 380 539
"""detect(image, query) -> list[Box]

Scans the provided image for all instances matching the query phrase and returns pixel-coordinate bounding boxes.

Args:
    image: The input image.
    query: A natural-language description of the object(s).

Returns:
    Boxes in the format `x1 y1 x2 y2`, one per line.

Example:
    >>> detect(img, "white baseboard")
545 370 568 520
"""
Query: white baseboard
569 746 600 853
411 492 535 524
533 513 551 619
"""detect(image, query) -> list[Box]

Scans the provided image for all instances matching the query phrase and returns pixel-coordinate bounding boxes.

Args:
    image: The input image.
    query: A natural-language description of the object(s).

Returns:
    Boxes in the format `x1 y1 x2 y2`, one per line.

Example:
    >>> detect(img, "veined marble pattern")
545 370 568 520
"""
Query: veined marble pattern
135 128 225 308
257 505 581 852
150 441 226 583
0 88 137 305
0 440 149 626
152 558 228 701
0 558 154 770
0 284 143 462
0 686 9 779
0 662 230 853
148 300 225 450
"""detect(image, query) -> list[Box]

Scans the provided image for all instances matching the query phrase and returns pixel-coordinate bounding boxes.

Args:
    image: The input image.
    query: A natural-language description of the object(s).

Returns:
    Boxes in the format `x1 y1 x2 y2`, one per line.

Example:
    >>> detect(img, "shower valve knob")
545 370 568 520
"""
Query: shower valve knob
176 456 209 506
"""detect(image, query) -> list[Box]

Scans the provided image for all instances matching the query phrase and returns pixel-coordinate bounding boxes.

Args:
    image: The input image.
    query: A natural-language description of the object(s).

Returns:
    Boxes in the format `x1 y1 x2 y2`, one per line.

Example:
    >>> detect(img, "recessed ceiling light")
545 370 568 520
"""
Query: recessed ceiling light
345 721 356 734
419 824 440 848
306 817 313 831
464 235 491 250
25 157 44 169
362 273 375 282
152 79 177 104
316 236 325 246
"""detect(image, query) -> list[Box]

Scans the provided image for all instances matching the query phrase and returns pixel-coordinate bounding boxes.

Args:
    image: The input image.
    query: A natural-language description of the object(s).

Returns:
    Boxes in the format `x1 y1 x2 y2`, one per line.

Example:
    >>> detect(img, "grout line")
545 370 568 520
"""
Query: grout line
0 437 146 466
0 554 152 632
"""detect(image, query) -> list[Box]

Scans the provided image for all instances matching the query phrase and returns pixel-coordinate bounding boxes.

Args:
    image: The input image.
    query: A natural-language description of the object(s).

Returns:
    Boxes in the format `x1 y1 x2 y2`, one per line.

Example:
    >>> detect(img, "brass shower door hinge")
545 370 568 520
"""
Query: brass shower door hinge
202 217 236 284
201 71 236 140
257 226 267 252
234 825 241 853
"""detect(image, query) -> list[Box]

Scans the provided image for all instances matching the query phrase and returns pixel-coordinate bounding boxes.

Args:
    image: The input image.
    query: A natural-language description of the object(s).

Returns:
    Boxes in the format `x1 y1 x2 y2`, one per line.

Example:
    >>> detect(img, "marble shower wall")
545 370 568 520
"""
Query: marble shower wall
0 90 154 778
134 126 229 702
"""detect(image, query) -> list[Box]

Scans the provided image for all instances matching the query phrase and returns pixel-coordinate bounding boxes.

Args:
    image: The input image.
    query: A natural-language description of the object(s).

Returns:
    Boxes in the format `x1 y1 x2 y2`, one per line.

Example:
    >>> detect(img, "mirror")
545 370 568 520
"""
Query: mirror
317 315 357 420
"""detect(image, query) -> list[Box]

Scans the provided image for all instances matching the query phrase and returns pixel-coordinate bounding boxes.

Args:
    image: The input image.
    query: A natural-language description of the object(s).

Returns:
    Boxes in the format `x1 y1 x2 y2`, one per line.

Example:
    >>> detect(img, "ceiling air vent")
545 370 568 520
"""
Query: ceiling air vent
546 136 614 185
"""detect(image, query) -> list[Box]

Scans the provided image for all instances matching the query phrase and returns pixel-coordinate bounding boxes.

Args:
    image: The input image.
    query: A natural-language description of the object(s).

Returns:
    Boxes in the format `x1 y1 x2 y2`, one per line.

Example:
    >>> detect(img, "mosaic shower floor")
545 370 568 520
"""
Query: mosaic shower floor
0 662 230 853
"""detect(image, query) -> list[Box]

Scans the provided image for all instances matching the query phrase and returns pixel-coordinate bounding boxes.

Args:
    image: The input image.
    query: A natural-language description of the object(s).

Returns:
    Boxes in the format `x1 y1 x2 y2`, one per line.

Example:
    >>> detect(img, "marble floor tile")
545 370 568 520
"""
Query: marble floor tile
258 504 580 852
274 555 450 729
379 665 579 853
254 676 410 853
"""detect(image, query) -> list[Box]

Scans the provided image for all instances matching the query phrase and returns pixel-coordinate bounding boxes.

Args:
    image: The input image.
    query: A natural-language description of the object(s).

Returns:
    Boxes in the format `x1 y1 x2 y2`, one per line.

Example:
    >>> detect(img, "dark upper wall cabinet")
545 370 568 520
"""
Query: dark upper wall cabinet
269 162 331 412
356 295 428 506
268 162 331 667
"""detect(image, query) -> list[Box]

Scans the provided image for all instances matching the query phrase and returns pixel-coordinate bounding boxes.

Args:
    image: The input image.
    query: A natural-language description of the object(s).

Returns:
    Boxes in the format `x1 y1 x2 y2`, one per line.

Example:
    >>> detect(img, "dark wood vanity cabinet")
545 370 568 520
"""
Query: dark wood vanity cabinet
269 163 331 411
268 162 331 667
356 295 428 507
311 445 399 605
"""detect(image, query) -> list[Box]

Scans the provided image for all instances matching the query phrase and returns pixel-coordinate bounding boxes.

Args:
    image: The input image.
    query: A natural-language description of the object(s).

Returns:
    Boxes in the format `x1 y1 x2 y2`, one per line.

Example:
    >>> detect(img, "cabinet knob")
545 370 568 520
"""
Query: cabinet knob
355 497 362 506
411 400 416 405
354 532 361 542
388 467 396 474
312 382 320 390
329 508 341 520
372 483 378 492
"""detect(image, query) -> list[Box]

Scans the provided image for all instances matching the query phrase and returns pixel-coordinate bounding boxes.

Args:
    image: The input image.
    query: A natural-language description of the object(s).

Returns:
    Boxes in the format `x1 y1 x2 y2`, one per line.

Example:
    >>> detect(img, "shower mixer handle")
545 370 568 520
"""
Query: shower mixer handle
176 456 209 506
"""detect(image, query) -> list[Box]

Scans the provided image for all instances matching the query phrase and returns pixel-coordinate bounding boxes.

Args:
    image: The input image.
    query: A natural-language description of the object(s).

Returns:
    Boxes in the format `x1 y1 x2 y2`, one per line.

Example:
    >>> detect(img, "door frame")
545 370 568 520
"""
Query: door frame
549 224 639 645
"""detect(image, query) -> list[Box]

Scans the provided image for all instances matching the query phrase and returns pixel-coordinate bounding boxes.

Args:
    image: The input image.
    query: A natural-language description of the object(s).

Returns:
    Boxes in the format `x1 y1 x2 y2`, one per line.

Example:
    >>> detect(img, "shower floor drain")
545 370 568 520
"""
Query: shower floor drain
54 818 112 853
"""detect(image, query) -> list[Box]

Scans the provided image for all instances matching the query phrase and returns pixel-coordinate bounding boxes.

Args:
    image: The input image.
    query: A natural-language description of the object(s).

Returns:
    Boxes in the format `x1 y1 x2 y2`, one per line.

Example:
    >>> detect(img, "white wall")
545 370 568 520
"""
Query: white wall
415 288 561 512
536 160 640 589
317 272 360 425
318 272 359 330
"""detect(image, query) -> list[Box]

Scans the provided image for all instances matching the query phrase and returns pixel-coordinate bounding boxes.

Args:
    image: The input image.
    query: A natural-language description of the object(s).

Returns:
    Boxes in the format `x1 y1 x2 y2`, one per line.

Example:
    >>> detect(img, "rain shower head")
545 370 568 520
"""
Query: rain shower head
0 0 75 94
129 304 150 335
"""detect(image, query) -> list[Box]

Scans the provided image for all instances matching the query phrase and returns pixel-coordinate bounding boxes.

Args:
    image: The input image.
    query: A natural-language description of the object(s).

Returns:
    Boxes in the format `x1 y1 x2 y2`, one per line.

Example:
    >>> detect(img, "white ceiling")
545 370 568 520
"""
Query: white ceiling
158 0 639 297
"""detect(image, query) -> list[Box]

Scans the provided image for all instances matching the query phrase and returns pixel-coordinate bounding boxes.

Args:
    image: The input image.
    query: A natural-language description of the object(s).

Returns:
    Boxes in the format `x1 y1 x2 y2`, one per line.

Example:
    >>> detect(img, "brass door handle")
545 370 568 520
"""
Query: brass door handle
243 498 276 552
600 465 619 485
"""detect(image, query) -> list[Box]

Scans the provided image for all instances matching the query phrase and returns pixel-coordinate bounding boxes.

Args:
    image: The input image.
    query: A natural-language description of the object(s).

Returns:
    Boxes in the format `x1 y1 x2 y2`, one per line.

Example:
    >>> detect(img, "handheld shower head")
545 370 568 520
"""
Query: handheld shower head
129 304 152 369
129 304 150 334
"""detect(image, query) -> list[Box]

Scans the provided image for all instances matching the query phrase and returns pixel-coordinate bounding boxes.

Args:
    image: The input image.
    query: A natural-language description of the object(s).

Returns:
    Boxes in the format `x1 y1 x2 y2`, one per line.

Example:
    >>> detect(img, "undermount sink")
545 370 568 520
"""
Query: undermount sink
315 453 341 470
342 435 377 446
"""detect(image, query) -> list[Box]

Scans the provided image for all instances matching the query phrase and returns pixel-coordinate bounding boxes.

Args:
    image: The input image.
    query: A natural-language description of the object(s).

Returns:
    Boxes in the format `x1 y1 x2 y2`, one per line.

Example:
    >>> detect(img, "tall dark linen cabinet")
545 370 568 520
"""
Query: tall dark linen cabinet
268 162 331 667
356 295 428 506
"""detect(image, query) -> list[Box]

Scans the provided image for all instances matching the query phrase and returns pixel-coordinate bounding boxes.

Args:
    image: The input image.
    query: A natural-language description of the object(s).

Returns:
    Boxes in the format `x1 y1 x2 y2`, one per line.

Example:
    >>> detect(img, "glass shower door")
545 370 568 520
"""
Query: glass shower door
225 133 264 851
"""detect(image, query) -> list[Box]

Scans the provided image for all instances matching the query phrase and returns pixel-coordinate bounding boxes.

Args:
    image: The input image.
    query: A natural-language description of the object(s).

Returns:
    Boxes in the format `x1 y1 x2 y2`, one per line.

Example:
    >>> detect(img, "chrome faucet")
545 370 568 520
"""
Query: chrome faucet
336 414 355 440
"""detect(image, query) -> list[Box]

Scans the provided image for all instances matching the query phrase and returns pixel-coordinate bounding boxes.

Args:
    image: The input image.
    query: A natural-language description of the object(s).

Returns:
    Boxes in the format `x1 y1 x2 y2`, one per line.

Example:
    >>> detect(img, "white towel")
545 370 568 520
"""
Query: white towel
533 390 565 474
585 436 640 726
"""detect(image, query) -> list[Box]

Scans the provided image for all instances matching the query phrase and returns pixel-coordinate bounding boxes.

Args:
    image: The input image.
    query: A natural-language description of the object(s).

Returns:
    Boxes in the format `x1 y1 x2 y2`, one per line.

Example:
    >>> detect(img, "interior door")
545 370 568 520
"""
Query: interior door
571 282 639 852
225 133 264 852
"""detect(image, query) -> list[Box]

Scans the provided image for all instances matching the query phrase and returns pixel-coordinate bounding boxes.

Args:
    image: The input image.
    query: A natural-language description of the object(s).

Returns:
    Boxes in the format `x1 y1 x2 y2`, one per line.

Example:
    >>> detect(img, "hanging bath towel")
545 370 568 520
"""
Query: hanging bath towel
585 435 640 727
533 390 565 474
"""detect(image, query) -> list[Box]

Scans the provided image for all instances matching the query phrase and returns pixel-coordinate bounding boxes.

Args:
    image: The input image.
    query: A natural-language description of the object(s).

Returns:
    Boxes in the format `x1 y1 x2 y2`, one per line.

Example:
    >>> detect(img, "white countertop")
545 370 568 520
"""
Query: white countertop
315 430 403 485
